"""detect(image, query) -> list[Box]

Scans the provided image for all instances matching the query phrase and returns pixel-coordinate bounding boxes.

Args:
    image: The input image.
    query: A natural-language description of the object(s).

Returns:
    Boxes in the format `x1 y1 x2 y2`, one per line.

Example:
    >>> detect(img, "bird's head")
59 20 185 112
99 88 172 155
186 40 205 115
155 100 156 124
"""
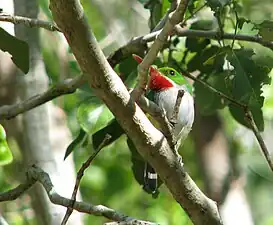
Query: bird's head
133 54 192 93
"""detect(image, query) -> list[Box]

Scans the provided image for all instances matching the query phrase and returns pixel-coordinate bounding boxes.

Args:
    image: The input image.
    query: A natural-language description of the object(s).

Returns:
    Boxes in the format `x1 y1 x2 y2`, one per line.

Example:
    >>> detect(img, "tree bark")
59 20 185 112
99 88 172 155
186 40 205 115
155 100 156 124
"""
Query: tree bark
49 0 223 224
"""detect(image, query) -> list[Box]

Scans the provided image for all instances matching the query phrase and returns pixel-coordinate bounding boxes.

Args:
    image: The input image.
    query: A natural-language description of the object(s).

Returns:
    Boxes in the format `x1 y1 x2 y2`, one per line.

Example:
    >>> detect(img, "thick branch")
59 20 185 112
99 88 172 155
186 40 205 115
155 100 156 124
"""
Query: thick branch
49 0 222 224
0 13 61 32
137 95 175 148
0 166 156 225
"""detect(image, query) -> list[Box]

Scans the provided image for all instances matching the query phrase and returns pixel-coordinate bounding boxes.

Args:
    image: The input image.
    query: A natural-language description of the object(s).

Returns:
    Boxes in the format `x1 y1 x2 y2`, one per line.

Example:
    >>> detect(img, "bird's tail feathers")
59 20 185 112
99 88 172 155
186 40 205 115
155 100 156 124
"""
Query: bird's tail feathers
143 162 159 198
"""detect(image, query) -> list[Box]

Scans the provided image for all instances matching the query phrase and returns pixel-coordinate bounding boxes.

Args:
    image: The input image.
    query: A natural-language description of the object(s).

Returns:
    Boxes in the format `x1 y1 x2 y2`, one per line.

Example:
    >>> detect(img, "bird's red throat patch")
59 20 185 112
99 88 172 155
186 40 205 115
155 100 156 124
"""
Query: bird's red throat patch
132 54 174 91
149 67 174 91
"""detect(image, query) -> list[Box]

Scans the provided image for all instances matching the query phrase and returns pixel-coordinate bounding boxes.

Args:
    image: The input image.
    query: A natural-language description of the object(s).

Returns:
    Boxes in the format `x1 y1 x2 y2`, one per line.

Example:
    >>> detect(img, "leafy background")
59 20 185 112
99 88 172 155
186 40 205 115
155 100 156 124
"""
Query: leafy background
1 0 273 224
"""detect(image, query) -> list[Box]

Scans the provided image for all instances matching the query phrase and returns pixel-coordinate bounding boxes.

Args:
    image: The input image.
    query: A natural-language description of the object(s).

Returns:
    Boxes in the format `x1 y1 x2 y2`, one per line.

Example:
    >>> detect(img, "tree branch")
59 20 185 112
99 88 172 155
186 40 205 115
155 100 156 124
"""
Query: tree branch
174 26 273 50
0 28 160 120
176 67 246 109
0 12 61 32
0 75 85 120
61 135 111 225
132 0 190 99
49 0 222 224
170 89 184 125
245 110 273 172
137 95 175 149
0 165 157 225
1 12 272 51
1 25 272 121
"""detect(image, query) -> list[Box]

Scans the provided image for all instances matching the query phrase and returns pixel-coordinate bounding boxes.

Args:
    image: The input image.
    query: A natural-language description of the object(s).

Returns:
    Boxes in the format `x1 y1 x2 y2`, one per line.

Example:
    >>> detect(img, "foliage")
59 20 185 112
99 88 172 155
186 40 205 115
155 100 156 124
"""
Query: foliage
0 28 29 73
1 0 273 224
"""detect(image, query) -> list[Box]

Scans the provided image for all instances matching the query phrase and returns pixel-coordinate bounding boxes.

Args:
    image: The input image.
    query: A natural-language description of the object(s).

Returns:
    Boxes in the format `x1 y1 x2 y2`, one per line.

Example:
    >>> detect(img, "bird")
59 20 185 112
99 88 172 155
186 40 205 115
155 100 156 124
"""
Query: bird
131 55 195 196
82 55 194 197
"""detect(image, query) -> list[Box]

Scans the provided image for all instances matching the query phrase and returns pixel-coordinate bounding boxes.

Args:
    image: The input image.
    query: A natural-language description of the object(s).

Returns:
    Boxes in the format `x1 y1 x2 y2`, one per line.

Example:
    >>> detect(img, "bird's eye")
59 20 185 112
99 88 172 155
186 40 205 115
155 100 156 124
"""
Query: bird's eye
169 70 175 76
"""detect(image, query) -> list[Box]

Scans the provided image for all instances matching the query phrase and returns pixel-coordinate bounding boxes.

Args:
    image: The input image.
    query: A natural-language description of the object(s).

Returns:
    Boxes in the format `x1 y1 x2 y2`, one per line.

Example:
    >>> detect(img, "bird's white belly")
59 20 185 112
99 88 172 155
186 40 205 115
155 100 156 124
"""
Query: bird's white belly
155 87 194 142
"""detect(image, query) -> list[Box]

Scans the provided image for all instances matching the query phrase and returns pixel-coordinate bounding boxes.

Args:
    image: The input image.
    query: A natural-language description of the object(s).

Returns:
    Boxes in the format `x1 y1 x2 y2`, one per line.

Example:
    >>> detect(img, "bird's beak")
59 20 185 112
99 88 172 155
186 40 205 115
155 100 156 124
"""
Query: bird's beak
132 54 143 64
132 54 161 77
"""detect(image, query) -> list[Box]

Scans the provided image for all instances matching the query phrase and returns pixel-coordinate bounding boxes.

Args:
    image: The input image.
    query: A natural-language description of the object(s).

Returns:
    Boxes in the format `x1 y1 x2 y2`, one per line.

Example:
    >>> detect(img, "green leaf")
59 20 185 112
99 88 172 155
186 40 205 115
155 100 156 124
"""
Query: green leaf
161 0 170 17
255 20 273 42
194 72 230 114
186 20 213 53
229 105 264 131
64 129 87 160
118 56 139 87
92 119 125 150
190 19 217 31
150 2 162 30
187 46 225 73
0 28 29 74
39 0 53 19
206 0 231 11
0 125 13 166
139 0 163 30
77 98 114 135
186 38 210 53
237 17 250 30
226 48 271 131
188 0 199 14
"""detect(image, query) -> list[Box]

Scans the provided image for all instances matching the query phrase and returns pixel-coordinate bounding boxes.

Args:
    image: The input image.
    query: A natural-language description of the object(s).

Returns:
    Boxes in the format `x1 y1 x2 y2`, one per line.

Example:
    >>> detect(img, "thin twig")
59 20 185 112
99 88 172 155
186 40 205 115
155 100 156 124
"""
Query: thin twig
183 3 207 23
245 110 273 172
169 89 185 151
170 89 185 124
61 135 112 225
0 75 85 120
0 165 156 224
174 26 273 50
174 63 273 173
0 13 61 32
231 10 239 49
215 10 226 47
132 0 190 100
